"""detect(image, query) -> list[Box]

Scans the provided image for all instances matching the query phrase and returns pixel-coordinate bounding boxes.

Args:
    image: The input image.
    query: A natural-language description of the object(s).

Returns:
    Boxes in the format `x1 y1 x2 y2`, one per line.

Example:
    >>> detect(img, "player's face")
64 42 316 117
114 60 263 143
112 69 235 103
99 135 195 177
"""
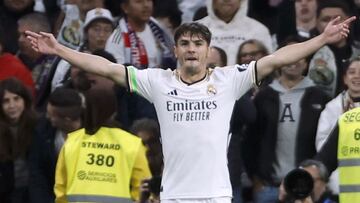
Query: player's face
344 61 360 97
174 34 210 73
295 0 317 23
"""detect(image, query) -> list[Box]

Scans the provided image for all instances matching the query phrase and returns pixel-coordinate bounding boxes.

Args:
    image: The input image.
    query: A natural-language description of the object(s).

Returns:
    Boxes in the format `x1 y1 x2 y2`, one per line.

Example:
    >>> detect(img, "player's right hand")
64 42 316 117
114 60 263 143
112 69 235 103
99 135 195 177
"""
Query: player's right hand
25 31 59 55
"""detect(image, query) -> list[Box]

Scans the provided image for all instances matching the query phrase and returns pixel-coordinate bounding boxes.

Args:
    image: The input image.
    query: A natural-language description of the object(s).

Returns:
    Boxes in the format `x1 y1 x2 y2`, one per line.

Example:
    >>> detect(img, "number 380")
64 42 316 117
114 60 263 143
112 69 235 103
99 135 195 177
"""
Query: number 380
86 153 115 167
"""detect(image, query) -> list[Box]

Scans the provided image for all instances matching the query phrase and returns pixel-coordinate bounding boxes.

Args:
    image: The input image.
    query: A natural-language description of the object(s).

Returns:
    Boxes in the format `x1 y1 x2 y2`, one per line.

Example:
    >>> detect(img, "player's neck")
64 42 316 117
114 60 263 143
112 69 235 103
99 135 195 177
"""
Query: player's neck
178 67 208 84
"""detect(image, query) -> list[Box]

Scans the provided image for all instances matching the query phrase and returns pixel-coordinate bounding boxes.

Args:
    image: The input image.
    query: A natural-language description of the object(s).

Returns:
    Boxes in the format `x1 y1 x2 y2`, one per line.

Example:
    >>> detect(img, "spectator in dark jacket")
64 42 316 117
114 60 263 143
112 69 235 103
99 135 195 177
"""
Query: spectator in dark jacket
29 88 83 203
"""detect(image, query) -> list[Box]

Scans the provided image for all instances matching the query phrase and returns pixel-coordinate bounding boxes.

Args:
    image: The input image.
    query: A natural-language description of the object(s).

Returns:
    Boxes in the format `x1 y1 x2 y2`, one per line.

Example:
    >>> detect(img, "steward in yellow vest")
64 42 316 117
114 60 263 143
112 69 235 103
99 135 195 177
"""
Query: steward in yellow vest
316 107 360 203
54 89 151 203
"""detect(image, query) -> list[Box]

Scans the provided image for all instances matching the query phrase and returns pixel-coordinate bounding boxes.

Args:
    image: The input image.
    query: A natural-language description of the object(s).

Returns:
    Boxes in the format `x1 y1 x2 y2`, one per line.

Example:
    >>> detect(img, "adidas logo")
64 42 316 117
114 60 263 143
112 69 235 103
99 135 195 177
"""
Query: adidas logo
236 64 248 72
167 89 178 96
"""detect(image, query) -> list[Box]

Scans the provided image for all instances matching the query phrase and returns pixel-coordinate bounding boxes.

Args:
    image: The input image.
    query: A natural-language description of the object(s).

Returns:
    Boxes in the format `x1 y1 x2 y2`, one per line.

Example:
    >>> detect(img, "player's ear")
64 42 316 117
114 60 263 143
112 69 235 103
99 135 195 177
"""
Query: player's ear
206 46 210 58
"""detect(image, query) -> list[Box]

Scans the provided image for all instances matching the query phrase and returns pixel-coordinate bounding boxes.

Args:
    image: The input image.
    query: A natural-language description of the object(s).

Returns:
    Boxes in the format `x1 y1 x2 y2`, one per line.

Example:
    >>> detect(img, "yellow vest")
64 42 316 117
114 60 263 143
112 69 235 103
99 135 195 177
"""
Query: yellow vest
61 127 142 203
338 108 360 203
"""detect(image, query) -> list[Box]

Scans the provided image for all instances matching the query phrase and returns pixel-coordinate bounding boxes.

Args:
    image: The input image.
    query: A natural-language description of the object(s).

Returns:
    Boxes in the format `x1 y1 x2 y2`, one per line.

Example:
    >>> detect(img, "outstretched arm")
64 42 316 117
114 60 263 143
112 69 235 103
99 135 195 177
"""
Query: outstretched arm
25 31 127 86
256 16 356 81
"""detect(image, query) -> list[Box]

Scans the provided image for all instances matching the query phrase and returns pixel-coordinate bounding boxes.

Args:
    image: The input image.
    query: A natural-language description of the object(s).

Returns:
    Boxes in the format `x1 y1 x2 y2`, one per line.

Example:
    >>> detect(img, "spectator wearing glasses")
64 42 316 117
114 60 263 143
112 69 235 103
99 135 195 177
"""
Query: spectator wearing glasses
237 39 273 91
237 39 269 65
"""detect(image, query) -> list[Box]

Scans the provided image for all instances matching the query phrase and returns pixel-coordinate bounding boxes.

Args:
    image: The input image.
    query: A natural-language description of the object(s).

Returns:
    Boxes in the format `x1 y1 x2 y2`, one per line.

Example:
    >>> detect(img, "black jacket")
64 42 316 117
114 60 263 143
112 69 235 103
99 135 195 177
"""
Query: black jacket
28 118 58 203
244 86 330 185
0 160 13 203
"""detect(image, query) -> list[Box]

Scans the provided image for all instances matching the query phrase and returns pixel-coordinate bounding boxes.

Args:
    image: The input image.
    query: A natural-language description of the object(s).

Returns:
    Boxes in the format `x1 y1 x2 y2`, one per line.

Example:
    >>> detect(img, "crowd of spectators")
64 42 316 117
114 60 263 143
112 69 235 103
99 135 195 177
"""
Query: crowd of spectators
1 0 360 202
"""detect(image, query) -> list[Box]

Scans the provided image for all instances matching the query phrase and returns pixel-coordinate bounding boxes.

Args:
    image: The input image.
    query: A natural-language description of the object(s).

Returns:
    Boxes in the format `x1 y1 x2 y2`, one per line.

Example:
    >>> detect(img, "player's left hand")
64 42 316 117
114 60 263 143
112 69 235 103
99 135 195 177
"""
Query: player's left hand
323 16 356 44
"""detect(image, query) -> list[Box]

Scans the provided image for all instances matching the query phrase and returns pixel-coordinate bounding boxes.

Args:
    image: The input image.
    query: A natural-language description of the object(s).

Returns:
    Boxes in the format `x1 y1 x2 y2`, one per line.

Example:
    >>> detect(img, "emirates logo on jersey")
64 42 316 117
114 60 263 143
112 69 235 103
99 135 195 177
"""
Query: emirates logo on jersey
207 84 217 95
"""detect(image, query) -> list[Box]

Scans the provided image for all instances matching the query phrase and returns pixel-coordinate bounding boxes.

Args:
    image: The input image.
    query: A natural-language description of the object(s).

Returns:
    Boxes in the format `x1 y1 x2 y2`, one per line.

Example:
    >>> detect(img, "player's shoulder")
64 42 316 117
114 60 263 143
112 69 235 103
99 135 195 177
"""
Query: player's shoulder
212 63 253 74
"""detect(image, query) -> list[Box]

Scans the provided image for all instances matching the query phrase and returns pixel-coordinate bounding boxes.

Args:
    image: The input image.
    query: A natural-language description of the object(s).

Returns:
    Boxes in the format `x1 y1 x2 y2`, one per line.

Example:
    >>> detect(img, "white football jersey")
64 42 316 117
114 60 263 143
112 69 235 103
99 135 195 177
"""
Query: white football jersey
126 62 256 199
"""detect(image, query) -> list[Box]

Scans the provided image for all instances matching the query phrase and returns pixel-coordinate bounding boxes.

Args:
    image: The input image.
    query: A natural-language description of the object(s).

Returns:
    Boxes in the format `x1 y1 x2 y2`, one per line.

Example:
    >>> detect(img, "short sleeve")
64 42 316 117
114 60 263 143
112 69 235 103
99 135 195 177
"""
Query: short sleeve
229 61 257 99
126 66 154 103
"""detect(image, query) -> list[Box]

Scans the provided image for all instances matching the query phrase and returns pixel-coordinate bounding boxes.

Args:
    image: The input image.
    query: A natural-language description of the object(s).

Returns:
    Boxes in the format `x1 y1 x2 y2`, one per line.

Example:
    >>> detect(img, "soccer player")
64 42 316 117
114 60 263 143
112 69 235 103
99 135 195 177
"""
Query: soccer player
26 17 355 203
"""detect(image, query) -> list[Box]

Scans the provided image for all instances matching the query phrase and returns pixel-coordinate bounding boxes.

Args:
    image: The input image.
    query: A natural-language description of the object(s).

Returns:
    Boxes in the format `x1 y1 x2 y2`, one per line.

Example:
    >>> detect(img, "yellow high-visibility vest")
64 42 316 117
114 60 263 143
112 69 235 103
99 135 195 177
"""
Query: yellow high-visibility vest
55 127 145 203
338 108 360 203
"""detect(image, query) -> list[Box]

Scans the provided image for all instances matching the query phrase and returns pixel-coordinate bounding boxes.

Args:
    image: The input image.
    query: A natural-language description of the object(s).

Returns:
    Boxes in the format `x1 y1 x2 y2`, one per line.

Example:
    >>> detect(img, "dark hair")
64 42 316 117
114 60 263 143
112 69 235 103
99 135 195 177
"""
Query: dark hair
193 6 208 21
48 88 84 120
279 35 312 62
317 0 352 17
0 122 12 161
174 22 212 45
343 55 360 75
84 89 118 135
278 35 312 74
299 159 329 182
18 12 51 33
0 78 37 157
278 35 307 49
210 46 227 66
153 0 182 28
130 118 162 176
0 24 5 52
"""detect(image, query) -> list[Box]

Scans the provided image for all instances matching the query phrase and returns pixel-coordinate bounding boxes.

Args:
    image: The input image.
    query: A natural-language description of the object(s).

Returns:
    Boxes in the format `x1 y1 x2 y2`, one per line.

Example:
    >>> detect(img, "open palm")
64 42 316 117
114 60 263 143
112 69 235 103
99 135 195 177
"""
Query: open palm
323 16 356 44
25 31 59 55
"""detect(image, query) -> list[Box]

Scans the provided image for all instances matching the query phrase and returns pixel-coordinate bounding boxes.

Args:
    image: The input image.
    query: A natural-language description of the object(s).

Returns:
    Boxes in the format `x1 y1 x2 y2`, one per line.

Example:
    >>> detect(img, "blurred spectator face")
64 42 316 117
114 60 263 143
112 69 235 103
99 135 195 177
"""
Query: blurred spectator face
18 22 39 60
122 0 153 24
213 0 241 22
317 7 348 33
344 60 360 97
302 165 327 202
46 103 70 131
86 20 114 51
295 0 317 23
4 0 33 13
2 90 25 123
281 58 308 79
238 42 266 64
207 47 226 68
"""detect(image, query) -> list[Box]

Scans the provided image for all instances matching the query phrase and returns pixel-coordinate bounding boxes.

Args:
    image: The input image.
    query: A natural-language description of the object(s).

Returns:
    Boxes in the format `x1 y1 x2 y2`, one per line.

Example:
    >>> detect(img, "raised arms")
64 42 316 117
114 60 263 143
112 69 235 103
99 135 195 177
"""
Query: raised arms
25 31 127 86
256 16 356 81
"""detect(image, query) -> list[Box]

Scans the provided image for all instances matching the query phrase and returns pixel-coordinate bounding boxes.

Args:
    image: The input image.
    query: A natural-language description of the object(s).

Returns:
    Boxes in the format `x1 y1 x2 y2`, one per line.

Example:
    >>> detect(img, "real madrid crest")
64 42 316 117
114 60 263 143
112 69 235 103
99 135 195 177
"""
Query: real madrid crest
207 84 217 95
